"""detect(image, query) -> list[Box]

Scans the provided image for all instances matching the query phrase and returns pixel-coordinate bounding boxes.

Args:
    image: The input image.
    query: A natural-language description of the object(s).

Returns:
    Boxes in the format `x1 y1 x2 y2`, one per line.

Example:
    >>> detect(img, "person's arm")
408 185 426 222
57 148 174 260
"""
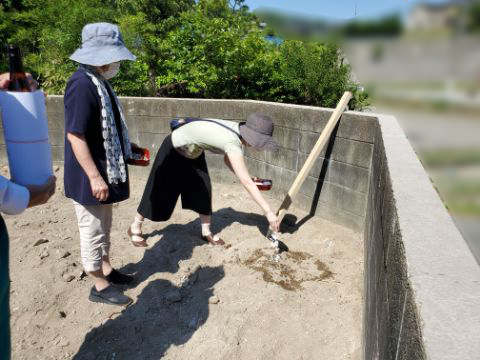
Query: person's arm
0 176 29 214
226 153 279 232
224 154 234 173
67 133 109 202
0 175 56 214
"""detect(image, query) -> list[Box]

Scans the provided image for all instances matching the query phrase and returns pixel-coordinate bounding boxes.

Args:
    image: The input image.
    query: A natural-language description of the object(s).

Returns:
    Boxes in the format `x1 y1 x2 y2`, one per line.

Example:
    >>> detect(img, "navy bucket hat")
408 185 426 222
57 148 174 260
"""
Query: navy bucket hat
69 23 136 66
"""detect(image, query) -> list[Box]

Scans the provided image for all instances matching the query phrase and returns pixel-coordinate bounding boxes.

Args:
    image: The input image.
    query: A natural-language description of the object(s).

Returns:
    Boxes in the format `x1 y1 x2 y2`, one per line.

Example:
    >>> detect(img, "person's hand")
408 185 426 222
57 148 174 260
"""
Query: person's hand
0 72 38 91
26 176 56 208
0 73 10 90
266 210 279 233
89 174 109 202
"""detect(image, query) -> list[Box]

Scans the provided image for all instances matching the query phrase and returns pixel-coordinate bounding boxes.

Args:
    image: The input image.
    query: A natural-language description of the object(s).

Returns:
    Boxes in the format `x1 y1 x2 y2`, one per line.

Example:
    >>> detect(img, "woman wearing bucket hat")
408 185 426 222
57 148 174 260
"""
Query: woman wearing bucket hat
129 113 280 247
64 23 137 306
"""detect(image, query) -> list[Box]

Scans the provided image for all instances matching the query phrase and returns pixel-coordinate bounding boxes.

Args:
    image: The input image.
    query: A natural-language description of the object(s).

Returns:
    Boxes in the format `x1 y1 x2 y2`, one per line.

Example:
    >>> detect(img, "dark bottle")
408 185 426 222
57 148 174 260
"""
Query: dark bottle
7 45 31 92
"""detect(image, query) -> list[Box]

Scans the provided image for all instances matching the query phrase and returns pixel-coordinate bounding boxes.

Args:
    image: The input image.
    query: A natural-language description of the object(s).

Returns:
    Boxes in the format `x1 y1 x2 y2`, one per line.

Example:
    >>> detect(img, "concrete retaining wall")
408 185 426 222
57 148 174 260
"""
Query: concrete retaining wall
39 96 375 232
364 114 480 360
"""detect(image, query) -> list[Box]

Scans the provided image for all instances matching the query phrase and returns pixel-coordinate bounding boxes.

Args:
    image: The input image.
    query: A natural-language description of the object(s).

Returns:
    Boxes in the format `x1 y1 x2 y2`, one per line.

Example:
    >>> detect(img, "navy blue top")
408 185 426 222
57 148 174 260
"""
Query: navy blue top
64 68 129 205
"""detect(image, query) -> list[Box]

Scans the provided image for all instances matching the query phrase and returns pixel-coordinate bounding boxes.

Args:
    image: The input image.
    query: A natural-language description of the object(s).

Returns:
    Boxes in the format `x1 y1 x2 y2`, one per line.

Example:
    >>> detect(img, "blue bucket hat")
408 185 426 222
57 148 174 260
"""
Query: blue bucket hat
69 22 136 66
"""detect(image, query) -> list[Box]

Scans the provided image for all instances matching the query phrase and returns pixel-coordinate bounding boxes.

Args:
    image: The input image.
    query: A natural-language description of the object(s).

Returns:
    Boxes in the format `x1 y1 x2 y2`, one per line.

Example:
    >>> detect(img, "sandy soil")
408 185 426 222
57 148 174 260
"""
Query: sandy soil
5 168 364 360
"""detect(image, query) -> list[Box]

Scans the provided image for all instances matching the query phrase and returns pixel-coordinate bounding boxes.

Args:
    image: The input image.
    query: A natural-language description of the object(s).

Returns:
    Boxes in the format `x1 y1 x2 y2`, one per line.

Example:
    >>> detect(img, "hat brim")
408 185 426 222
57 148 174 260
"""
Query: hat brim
240 124 278 151
69 45 136 66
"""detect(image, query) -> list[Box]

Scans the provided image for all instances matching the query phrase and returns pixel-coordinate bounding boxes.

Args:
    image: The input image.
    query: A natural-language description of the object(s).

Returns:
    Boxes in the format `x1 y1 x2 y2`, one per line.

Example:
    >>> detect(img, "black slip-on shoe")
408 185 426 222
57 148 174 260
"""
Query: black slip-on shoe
89 285 132 306
106 269 134 285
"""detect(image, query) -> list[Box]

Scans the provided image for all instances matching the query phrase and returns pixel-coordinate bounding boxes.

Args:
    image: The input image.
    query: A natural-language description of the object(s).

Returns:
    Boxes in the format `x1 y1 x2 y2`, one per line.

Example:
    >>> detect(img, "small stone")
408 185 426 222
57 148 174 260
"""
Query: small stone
208 296 220 304
55 250 71 259
33 238 49 247
165 290 182 303
59 340 70 348
39 249 49 259
76 270 87 281
323 238 333 248
58 311 67 318
62 274 75 282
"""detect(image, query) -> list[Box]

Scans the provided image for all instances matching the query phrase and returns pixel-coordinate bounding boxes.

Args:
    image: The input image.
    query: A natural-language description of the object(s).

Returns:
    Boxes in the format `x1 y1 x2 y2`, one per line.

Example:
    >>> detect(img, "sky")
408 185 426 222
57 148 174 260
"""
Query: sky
243 0 452 19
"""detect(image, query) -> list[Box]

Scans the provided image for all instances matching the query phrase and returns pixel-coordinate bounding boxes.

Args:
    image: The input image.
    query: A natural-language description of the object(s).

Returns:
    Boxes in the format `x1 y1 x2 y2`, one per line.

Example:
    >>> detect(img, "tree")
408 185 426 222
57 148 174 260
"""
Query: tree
0 0 369 109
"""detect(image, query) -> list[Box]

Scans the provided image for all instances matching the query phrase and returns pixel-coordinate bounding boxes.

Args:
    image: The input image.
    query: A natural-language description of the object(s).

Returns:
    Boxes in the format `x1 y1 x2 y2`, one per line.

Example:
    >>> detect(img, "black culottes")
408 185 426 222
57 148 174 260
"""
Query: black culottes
137 134 212 221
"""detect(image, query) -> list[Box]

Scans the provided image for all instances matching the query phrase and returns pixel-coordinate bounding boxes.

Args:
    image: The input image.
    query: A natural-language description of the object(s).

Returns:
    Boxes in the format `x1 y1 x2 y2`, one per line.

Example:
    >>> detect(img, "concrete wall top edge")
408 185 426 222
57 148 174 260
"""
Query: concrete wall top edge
43 95 378 118
378 114 480 359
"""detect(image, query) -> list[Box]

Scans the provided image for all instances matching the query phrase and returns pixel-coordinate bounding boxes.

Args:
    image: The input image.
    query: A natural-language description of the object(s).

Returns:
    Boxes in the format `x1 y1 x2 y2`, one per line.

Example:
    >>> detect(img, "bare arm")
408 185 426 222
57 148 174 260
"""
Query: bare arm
226 153 279 231
224 154 234 173
67 132 109 201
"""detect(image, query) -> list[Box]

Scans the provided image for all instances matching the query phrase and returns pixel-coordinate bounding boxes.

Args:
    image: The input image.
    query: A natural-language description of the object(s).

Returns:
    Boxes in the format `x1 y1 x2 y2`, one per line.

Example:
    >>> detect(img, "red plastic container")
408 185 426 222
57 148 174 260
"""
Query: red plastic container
252 177 272 191
128 146 150 166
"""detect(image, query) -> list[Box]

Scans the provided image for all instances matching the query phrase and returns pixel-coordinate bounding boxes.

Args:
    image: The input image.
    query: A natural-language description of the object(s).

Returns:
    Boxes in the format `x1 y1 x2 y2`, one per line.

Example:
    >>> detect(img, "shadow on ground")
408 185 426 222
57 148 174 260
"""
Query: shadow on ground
73 265 225 360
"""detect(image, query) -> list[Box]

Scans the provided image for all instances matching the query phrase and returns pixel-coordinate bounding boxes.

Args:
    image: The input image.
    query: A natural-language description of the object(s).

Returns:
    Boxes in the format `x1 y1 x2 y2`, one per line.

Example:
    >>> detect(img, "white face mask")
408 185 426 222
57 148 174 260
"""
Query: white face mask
102 62 120 80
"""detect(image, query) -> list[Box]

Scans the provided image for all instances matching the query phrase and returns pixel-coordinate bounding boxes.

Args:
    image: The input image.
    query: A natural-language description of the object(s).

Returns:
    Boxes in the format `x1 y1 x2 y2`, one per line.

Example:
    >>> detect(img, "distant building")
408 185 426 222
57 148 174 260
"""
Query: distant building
406 2 459 32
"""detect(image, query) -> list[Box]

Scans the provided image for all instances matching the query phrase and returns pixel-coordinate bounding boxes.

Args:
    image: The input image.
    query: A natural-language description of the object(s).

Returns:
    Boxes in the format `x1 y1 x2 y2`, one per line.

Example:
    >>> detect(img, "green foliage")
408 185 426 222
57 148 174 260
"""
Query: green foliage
344 15 403 37
278 42 350 107
467 3 480 32
0 0 369 110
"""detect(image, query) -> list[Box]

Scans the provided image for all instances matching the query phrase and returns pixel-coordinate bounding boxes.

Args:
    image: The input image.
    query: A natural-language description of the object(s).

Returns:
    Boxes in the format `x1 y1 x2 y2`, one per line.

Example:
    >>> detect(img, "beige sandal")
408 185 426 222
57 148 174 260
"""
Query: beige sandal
128 226 148 247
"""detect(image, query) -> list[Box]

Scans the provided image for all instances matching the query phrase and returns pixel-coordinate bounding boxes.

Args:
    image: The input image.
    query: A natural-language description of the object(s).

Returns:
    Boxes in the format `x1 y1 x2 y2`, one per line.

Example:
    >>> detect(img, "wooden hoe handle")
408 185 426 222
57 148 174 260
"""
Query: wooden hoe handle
276 91 353 225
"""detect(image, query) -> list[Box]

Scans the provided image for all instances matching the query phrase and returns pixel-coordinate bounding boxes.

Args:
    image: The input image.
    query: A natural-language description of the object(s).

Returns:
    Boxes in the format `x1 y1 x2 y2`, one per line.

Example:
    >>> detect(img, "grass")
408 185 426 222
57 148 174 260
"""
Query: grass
419 149 480 168
446 202 480 217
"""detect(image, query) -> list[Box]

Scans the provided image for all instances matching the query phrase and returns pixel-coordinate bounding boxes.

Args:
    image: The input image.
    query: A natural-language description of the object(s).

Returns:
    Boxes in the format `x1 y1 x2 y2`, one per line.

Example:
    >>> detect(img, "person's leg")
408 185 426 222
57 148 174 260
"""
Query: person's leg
73 201 131 305
136 135 180 221
129 135 182 245
182 154 223 245
73 201 110 290
129 212 146 247
0 216 11 360
100 207 133 284
200 214 212 236
199 213 224 245
100 204 113 276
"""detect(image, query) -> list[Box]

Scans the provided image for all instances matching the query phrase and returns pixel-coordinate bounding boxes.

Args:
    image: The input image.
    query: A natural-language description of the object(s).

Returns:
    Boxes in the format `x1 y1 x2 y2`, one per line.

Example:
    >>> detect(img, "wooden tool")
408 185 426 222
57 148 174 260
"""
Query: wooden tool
276 91 353 225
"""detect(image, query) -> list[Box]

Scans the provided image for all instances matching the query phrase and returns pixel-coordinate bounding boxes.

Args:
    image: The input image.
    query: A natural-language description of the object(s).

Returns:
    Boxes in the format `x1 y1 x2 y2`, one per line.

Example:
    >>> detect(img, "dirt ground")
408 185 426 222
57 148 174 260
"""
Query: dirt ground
5 168 364 360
